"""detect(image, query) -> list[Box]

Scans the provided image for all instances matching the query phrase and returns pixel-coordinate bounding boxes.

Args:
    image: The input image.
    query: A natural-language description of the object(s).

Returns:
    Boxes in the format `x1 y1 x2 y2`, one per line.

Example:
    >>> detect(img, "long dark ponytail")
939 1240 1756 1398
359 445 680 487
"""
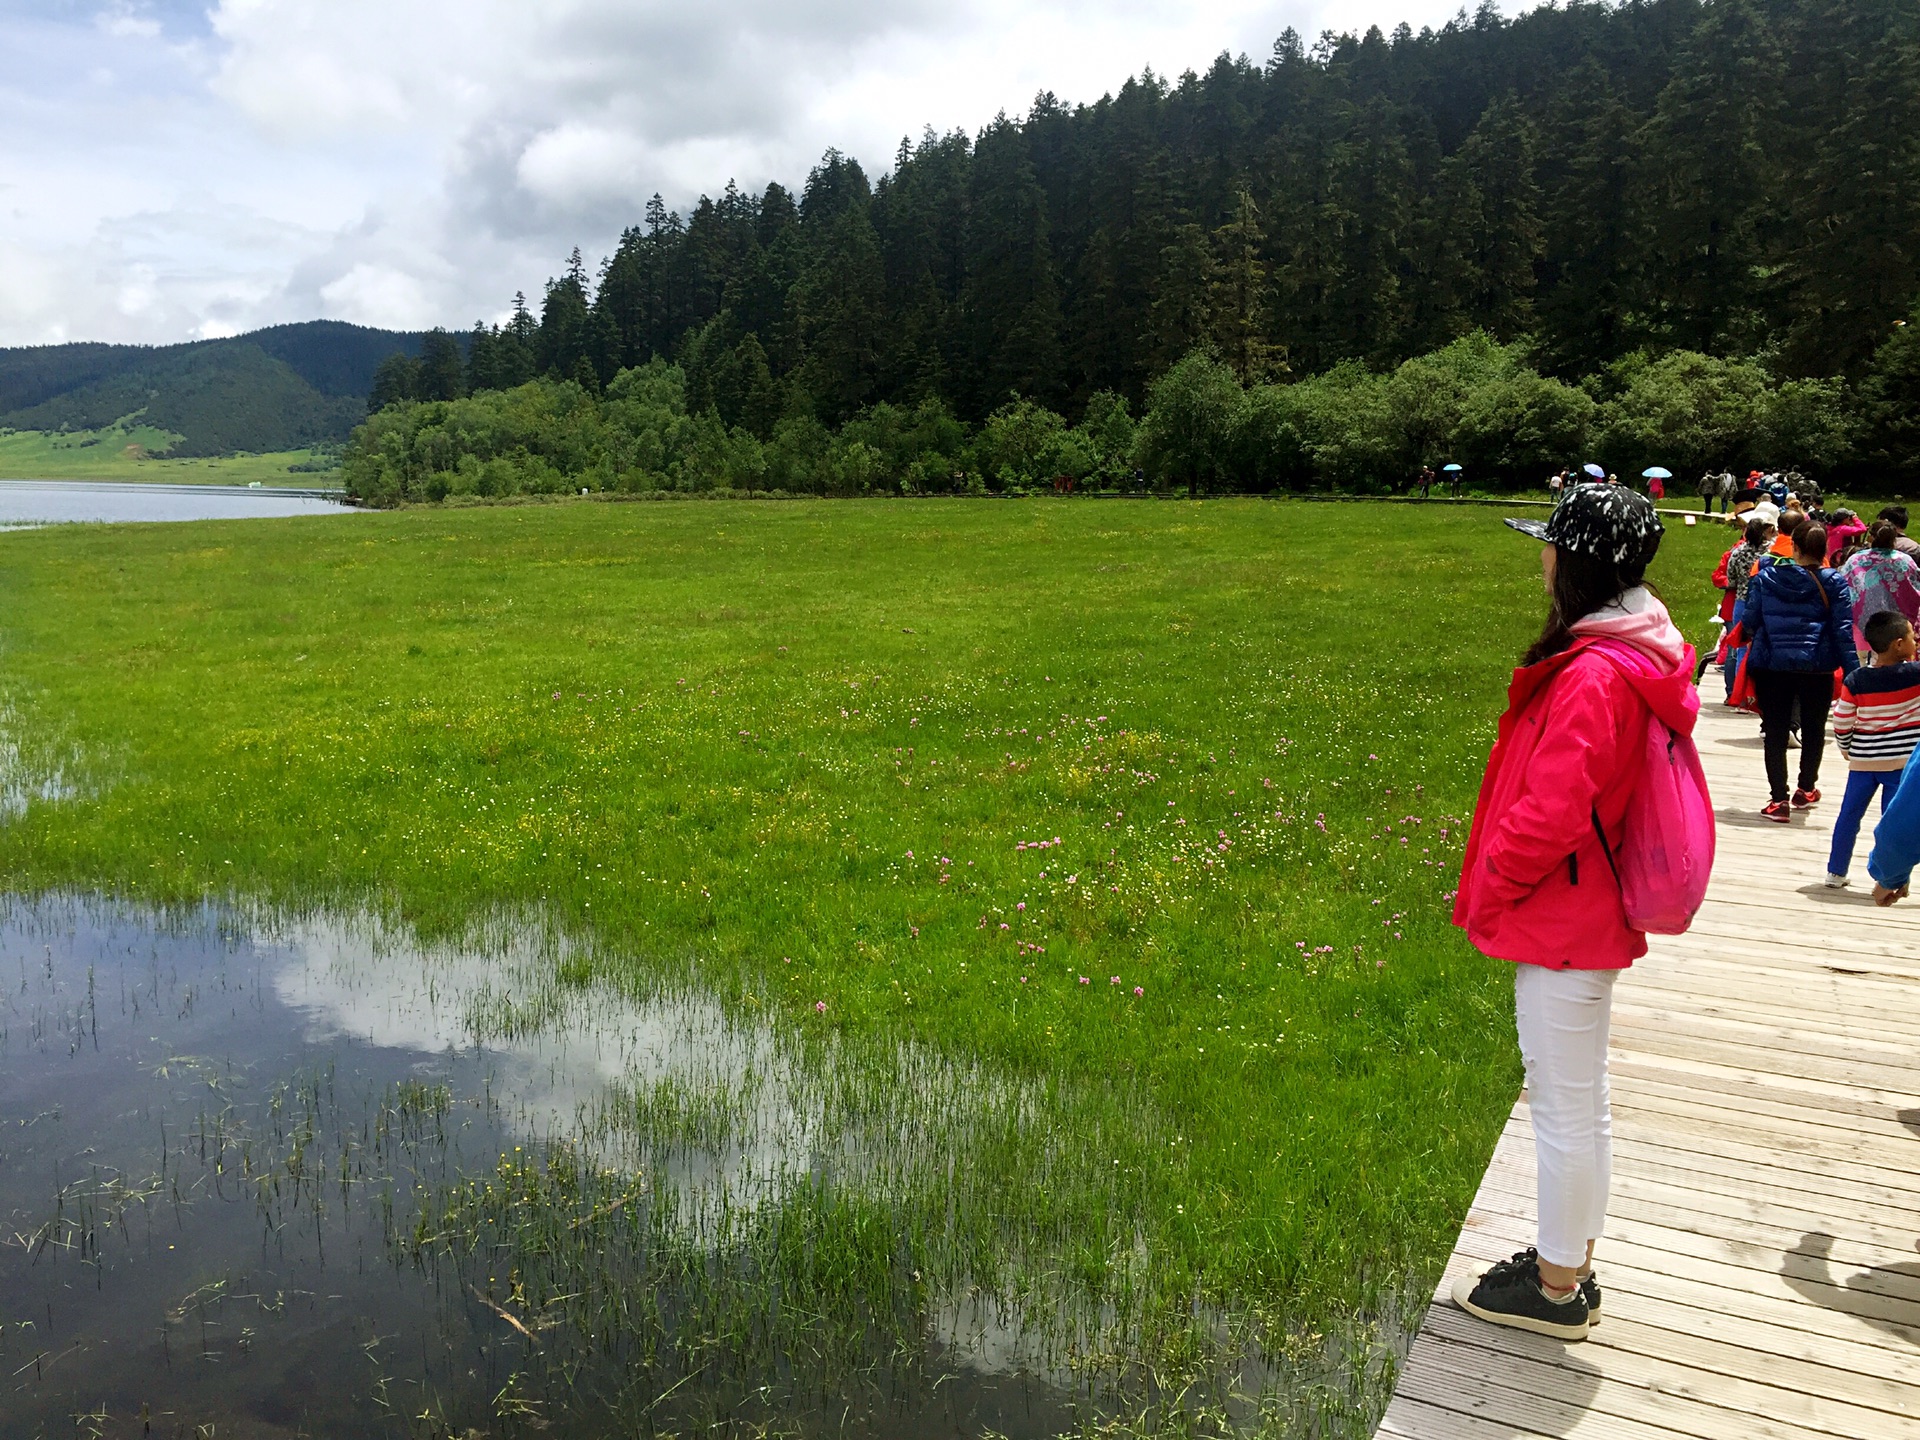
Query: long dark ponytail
1522 540 1660 666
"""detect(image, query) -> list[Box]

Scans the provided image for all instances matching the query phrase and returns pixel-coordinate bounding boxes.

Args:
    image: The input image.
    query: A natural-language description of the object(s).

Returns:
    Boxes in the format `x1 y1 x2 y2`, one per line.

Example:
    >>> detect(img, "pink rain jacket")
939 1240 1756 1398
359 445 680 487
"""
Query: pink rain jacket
1453 591 1699 970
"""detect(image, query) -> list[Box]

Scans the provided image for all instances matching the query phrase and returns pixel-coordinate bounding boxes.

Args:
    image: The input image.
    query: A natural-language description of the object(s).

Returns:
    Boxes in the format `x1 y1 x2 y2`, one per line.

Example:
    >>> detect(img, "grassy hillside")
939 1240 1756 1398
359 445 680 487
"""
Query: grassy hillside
0 423 337 486
0 320 428 456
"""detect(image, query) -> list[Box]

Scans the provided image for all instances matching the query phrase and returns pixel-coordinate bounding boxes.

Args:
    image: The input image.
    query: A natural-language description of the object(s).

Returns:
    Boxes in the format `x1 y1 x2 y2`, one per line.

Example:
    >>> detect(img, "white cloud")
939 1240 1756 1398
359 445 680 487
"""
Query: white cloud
318 261 438 329
0 0 1500 346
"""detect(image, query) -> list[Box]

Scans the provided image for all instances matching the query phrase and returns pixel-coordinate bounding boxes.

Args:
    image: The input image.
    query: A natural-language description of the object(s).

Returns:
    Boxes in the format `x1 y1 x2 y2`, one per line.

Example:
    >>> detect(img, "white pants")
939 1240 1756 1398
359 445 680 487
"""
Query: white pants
1514 964 1617 1268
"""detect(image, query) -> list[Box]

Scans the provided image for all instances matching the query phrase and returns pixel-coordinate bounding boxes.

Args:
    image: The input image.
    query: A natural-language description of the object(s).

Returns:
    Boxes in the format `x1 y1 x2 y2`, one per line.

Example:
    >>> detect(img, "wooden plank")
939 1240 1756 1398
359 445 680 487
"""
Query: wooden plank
1656 923 1920 968
1401 1333 1876 1440
1602 1048 1920 1124
1607 1134 1920 1211
1379 1393 1566 1438
1473 1165 1920 1274
1395 1344 1835 1440
1417 1300 1920 1430
1600 1101 1920 1179
1607 1068 1920 1137
1605 1028 1920 1095
1621 988 1920 1040
1609 1003 1920 1068
1606 1056 1920 1128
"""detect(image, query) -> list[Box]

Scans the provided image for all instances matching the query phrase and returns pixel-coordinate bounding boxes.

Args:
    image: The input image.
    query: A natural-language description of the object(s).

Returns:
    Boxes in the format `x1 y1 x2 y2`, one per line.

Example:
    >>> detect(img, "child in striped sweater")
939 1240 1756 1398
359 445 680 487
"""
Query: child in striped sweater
1828 610 1920 886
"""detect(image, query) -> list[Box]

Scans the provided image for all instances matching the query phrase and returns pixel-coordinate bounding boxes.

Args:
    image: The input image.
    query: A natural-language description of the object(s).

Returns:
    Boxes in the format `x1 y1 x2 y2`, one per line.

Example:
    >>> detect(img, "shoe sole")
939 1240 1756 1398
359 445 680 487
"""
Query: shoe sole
1451 1275 1589 1341
1762 813 1791 823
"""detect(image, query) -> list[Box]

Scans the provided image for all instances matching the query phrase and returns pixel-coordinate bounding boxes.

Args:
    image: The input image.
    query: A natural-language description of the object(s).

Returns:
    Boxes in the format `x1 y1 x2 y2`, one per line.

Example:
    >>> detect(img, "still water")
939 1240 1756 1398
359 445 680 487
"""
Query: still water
0 899 1081 1439
0 482 358 529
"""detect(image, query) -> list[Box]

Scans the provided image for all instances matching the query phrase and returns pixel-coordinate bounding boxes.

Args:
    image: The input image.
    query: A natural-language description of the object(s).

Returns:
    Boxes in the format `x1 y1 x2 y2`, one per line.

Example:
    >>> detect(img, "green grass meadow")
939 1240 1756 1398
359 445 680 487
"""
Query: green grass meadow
0 424 335 485
0 498 1726 1427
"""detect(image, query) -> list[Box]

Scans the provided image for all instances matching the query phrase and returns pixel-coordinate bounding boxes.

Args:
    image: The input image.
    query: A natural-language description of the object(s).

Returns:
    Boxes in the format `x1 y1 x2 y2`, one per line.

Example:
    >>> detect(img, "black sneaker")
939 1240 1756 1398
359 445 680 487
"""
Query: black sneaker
1451 1250 1590 1340
1464 1247 1601 1323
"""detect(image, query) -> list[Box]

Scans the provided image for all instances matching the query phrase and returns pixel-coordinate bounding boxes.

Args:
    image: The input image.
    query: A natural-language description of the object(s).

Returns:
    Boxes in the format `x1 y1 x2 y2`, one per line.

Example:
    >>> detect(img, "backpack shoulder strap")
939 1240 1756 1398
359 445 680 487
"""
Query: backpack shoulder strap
1591 806 1621 891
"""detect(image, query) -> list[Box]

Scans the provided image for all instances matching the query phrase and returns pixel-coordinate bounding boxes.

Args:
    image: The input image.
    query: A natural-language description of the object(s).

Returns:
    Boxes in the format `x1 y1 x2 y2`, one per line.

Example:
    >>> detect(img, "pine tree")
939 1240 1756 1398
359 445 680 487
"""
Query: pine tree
1147 224 1216 377
960 115 1064 413
538 253 592 378
1777 0 1920 373
1535 63 1644 371
367 353 420 413
872 128 971 404
465 321 499 394
794 203 886 422
1638 0 1781 353
734 334 784 439
1209 189 1281 381
417 328 467 401
1326 97 1414 364
594 228 652 369
1455 95 1543 340
498 294 537 387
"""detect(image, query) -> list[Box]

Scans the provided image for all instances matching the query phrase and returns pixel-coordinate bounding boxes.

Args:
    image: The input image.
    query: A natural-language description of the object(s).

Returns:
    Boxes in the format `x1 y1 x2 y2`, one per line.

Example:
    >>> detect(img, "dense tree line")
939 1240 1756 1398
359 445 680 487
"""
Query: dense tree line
340 331 1858 503
361 0 1920 492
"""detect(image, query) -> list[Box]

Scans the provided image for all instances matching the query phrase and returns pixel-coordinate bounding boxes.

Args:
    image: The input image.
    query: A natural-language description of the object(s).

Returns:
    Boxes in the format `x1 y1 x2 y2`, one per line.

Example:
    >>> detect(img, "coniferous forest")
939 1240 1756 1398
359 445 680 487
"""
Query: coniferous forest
348 0 1920 502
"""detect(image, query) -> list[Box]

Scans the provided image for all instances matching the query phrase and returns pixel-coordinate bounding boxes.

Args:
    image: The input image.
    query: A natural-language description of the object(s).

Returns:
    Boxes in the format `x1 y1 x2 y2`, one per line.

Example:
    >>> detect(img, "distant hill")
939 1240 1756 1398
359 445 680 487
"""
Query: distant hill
0 321 435 456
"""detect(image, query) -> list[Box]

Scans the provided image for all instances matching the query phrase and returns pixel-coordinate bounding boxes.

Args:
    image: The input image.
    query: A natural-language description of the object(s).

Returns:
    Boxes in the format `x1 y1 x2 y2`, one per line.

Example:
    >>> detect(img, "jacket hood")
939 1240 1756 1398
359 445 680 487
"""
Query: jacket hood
1570 586 1685 663
1568 588 1699 733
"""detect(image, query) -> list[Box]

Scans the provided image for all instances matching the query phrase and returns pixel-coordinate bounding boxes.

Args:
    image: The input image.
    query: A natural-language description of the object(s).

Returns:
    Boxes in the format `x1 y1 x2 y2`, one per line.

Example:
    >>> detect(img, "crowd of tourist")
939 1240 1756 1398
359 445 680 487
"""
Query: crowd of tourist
1708 485 1920 884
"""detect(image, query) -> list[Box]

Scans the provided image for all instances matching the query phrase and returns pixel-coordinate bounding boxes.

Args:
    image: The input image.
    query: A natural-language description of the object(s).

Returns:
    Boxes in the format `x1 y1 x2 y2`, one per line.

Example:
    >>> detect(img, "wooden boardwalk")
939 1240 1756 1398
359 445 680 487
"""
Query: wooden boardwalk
1377 688 1920 1439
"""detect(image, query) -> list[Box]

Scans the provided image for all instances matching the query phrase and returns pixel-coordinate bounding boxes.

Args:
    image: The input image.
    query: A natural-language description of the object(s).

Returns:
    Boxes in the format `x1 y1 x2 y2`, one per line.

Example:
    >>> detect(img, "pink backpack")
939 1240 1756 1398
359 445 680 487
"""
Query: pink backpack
1587 646 1716 934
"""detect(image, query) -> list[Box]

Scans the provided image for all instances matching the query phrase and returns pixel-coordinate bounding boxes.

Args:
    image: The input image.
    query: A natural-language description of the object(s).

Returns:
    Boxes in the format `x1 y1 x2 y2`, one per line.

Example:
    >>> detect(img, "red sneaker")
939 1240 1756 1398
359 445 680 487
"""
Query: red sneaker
1761 801 1792 823
1793 787 1821 808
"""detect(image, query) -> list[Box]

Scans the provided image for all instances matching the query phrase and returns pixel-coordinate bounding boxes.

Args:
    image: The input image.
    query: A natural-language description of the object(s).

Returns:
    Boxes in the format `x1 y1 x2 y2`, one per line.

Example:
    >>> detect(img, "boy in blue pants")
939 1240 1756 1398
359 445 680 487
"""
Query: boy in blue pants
1830 612 1920 886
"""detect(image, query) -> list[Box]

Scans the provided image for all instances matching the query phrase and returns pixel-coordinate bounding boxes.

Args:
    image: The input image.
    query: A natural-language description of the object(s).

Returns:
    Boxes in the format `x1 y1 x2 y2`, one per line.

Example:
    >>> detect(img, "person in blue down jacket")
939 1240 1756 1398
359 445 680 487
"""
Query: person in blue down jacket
1744 521 1854 822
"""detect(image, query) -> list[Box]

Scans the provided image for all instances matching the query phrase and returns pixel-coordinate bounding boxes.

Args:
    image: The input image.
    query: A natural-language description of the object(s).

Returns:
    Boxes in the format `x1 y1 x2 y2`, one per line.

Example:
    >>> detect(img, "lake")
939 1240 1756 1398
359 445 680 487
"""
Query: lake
0 897 1090 1438
0 481 358 529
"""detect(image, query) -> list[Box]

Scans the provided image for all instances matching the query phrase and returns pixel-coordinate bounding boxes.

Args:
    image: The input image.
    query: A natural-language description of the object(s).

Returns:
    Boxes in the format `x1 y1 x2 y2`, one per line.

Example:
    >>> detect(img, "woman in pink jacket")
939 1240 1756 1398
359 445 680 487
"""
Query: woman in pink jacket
1450 484 1698 1341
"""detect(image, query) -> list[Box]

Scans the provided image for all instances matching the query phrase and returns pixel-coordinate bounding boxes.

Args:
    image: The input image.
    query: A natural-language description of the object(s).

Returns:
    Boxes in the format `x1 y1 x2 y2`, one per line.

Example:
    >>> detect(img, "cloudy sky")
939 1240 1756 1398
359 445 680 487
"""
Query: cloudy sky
1 0 1497 347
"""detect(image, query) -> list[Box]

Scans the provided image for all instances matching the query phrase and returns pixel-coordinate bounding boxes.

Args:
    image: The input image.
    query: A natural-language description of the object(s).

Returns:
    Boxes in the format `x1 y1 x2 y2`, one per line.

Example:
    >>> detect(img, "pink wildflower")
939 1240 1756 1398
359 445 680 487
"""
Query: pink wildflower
1133 986 1144 996
815 1001 827 1013
1078 976 1090 985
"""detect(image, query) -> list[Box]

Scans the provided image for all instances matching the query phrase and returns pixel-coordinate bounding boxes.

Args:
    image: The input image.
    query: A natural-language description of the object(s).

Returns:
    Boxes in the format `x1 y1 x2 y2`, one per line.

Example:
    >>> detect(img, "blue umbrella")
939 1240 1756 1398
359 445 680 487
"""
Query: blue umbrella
1643 466 1672 479
1582 463 1606 479
1442 464 1463 472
